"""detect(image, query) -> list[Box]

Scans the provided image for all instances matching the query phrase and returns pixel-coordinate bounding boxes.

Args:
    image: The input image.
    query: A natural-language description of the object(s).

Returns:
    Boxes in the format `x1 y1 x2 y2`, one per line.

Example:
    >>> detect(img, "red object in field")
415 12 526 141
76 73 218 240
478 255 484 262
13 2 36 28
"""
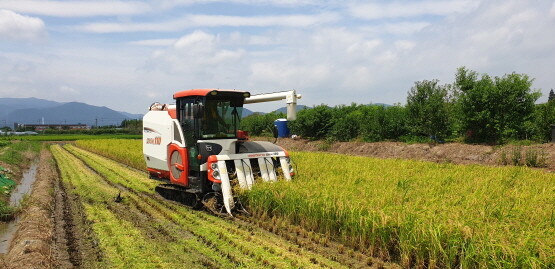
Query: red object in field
147 168 170 179
237 130 249 141
168 144 188 186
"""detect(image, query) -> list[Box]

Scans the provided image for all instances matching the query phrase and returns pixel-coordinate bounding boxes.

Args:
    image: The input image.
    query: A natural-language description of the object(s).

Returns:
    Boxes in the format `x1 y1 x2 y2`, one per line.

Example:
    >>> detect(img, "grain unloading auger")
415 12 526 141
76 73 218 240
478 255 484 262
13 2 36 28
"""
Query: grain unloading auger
143 89 301 216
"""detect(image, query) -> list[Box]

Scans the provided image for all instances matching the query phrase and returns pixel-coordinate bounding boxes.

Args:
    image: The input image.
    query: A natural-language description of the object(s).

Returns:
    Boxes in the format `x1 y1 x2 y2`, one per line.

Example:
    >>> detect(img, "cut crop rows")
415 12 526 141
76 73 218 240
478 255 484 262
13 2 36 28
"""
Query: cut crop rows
74 139 555 268
53 144 373 268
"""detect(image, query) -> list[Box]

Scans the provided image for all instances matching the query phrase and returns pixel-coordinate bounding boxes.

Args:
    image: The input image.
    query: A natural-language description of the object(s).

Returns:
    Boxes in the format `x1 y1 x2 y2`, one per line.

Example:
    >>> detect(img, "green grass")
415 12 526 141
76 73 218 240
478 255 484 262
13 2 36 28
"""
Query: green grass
0 201 15 221
0 134 141 141
0 141 41 220
0 141 41 165
245 152 555 268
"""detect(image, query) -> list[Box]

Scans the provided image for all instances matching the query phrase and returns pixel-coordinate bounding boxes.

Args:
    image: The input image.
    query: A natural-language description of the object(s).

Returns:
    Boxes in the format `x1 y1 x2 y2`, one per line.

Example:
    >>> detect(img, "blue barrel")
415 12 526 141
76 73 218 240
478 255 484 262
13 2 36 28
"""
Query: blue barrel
274 118 290 138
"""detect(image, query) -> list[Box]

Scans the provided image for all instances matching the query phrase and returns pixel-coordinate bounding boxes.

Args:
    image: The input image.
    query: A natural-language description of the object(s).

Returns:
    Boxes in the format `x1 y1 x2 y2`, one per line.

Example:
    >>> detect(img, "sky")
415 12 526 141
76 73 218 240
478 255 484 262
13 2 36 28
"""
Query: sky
0 0 554 114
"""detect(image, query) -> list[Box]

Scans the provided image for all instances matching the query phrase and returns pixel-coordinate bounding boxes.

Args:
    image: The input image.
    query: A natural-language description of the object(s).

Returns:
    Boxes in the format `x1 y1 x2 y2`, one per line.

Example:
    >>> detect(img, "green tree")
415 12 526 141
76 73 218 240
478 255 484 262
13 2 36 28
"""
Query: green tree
240 112 285 136
454 67 540 143
406 80 451 139
532 101 555 142
358 104 408 142
289 105 334 139
329 104 364 141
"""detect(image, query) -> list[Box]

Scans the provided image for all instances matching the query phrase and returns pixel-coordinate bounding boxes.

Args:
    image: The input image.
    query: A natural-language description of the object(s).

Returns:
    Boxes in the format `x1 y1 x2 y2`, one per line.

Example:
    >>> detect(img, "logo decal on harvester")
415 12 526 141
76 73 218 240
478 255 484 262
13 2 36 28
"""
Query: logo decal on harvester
206 145 212 151
146 136 162 145
247 152 279 158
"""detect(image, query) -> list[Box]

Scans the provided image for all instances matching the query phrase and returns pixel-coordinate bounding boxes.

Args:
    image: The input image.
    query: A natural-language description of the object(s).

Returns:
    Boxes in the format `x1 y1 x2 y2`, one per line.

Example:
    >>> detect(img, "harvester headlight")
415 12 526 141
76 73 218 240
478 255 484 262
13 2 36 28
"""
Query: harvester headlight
212 170 221 180
210 163 218 170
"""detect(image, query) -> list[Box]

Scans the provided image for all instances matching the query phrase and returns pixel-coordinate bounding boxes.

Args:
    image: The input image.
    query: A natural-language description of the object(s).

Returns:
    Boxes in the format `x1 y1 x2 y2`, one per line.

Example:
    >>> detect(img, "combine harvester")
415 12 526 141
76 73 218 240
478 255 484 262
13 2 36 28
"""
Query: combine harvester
143 89 301 216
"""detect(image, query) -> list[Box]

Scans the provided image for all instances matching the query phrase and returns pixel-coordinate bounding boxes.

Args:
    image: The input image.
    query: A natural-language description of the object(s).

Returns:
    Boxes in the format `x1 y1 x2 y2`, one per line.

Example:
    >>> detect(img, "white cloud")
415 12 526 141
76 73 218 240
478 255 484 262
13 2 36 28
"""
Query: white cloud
157 0 319 8
362 21 431 35
0 9 45 41
145 30 245 78
2 0 555 114
174 31 215 49
187 13 337 27
395 40 416 51
0 1 149 17
128 38 177 46
350 0 480 20
79 13 338 33
60 85 78 94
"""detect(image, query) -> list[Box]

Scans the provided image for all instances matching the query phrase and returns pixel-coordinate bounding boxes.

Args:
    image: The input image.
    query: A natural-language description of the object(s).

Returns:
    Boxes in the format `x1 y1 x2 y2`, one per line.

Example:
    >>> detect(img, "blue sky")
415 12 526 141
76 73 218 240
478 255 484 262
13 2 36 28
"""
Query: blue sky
1 0 555 114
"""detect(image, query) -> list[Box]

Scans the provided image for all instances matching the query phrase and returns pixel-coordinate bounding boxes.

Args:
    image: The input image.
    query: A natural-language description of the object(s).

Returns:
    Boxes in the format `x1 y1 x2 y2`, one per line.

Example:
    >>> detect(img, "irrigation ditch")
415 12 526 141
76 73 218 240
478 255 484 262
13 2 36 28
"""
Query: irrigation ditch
0 161 38 254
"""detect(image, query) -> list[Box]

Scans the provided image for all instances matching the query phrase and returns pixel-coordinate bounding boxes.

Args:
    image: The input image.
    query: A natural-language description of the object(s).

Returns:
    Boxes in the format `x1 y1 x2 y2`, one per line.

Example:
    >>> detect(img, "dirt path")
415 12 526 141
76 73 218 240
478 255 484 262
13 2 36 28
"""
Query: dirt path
272 138 555 170
57 144 398 268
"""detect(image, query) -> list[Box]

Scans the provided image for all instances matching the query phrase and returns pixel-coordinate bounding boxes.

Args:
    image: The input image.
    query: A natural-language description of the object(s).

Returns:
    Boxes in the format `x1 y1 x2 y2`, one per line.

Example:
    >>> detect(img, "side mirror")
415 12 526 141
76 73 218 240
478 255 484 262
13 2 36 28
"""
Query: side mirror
272 125 278 138
193 104 204 118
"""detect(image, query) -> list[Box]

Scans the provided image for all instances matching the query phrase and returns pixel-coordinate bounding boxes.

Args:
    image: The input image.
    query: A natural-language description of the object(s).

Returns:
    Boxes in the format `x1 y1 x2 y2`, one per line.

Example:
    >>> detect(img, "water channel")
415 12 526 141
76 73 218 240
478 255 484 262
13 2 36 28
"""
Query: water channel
0 162 39 254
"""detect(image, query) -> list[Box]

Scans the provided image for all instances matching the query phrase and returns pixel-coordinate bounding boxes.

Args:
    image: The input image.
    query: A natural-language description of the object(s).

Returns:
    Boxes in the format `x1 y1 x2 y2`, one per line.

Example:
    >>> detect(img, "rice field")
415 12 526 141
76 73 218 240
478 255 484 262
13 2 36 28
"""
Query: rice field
3 134 141 141
52 143 373 268
74 139 555 268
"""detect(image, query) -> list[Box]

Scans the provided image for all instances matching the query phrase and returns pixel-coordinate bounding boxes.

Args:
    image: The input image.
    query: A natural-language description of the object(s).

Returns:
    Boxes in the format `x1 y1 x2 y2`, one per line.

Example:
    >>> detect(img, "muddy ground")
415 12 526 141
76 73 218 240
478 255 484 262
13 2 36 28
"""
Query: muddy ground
271 138 555 171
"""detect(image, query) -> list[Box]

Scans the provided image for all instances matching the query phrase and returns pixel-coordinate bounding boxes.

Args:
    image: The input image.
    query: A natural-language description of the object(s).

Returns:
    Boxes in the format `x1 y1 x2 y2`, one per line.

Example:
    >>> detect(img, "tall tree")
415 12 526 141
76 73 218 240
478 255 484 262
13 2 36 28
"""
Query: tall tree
406 80 451 139
549 89 555 102
454 67 540 143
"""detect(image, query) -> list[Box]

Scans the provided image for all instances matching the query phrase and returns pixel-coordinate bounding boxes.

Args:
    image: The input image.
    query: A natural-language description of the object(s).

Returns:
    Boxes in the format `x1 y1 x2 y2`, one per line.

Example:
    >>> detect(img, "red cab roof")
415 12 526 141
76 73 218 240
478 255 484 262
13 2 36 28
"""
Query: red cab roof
173 89 250 99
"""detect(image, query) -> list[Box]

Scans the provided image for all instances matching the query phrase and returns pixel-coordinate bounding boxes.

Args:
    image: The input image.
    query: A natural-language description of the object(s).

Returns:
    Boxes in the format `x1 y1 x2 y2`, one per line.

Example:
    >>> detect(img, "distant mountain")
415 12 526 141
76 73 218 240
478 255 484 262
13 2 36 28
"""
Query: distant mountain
0 97 62 119
0 98 139 127
118 111 143 120
274 105 307 114
242 108 255 118
242 105 306 118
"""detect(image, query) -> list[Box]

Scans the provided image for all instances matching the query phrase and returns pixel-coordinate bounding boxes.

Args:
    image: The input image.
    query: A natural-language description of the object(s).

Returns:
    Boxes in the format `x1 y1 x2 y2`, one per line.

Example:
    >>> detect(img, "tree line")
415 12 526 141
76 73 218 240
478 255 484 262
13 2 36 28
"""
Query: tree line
241 67 555 144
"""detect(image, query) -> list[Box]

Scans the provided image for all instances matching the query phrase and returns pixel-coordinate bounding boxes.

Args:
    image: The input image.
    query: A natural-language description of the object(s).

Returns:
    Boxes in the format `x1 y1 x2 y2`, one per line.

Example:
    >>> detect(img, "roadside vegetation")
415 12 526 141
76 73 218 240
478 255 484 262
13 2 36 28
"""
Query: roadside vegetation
75 139 555 267
0 134 141 142
242 67 553 145
0 140 41 220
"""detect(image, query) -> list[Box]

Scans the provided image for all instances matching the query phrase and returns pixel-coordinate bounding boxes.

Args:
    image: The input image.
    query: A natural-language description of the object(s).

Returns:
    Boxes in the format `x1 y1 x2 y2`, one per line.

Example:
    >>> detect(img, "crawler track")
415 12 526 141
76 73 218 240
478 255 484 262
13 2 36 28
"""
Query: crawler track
52 144 386 268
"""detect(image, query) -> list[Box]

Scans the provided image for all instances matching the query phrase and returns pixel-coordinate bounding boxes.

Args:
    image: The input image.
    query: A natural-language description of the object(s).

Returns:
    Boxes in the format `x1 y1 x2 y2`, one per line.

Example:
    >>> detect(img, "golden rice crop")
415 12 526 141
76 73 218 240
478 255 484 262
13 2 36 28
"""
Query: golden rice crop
246 152 555 268
76 139 555 267
59 143 353 268
76 139 144 170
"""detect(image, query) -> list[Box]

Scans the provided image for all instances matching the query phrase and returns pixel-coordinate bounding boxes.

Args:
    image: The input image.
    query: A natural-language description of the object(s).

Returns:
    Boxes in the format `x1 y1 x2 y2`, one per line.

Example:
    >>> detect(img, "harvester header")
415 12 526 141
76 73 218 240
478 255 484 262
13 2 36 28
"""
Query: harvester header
143 89 301 216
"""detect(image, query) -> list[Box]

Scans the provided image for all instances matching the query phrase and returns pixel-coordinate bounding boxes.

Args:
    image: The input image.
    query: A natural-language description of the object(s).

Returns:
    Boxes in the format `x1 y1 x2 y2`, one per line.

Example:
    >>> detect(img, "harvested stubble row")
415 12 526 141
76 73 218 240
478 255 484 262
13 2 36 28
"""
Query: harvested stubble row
53 144 356 268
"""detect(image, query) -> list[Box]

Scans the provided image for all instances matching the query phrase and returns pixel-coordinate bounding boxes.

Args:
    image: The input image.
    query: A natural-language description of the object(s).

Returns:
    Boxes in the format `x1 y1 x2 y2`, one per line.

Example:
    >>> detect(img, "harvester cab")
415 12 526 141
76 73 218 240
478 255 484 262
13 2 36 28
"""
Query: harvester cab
143 89 301 216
